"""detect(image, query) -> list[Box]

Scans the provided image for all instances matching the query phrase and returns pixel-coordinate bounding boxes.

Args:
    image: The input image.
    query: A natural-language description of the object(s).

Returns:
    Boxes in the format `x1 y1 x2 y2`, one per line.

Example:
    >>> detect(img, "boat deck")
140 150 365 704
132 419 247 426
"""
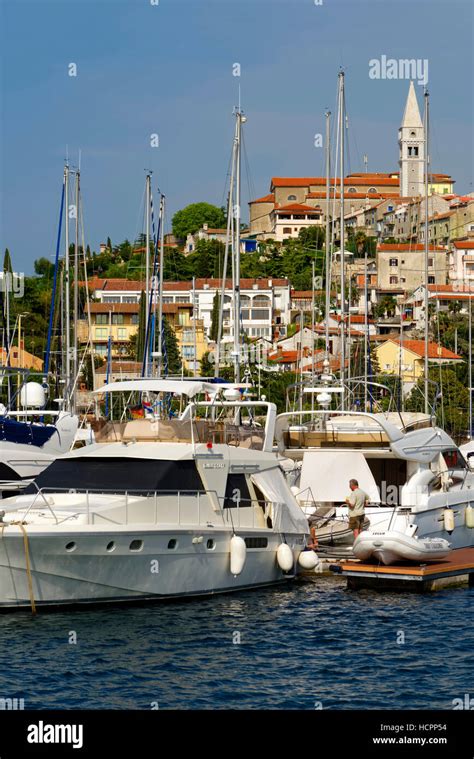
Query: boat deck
331 547 474 592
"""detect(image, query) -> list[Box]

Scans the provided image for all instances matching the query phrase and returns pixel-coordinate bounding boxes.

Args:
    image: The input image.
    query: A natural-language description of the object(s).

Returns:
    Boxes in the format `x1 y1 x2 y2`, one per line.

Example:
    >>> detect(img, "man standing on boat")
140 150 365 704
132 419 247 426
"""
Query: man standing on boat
345 479 369 539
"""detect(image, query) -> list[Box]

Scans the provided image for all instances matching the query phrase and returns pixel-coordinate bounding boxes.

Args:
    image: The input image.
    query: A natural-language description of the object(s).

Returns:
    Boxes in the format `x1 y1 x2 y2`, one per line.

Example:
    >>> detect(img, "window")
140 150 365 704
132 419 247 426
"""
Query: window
410 131 416 136
389 276 398 284
95 314 108 325
428 257 433 267
106 541 115 552
94 344 108 356
167 539 177 550
181 329 194 342
283 227 292 234
131 314 139 325
287 195 297 201
103 296 120 303
122 296 138 303
408 147 412 156
65 542 76 552
389 258 398 266
348 187 356 193
176 296 190 303
182 346 195 358
223 474 252 508
244 537 268 549
251 309 269 320
117 328 127 340
206 539 215 550
95 328 108 338
112 314 124 325
428 276 435 284
368 187 377 193
413 147 419 156
162 297 173 304
27 458 206 494
129 540 143 552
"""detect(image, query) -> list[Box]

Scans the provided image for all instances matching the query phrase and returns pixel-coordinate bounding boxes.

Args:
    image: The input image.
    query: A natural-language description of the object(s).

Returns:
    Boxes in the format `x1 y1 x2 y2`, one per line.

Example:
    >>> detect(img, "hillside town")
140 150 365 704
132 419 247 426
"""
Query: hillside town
2 83 473 437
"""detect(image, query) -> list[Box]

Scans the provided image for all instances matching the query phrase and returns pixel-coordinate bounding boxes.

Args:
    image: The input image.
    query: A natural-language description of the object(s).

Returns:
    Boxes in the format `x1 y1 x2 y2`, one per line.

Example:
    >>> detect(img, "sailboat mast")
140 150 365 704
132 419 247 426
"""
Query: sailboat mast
215 136 237 378
325 110 331 360
73 168 80 412
64 162 71 405
157 193 165 378
469 297 472 440
145 172 151 362
423 90 430 415
233 108 245 384
338 71 346 409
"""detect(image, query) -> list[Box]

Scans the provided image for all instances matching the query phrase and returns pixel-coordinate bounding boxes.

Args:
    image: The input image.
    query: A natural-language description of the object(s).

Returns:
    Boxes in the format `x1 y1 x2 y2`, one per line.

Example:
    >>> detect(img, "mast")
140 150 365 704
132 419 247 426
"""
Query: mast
192 275 197 375
157 193 165 378
469 296 473 440
233 107 245 384
64 161 71 405
423 89 430 415
324 110 331 361
72 168 80 412
364 243 368 409
338 71 346 409
145 172 151 339
215 151 236 378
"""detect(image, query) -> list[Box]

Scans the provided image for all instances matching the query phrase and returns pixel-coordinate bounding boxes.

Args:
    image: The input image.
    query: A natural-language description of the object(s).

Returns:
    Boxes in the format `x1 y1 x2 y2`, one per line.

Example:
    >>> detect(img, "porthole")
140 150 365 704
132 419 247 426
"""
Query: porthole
129 539 143 552
106 541 115 552
168 539 177 550
65 541 76 552
206 539 215 550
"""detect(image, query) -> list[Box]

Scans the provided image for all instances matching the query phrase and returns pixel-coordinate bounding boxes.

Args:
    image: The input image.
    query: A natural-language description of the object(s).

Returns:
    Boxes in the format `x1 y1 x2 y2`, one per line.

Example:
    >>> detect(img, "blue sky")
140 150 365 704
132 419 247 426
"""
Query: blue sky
1 0 472 273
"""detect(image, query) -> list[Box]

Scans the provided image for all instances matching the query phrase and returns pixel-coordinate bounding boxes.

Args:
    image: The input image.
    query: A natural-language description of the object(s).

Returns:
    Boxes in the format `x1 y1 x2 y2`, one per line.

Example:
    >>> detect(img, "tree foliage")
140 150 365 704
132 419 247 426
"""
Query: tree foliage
171 203 226 241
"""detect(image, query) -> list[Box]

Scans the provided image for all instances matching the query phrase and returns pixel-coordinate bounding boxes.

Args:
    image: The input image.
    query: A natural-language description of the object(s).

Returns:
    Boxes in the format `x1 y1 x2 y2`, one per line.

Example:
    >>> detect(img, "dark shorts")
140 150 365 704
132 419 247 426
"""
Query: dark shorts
349 515 365 531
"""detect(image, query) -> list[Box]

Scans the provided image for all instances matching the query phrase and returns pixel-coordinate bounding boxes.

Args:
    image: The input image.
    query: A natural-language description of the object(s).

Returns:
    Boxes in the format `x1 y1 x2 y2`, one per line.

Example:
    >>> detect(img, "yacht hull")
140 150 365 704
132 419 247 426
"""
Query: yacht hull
0 527 304 609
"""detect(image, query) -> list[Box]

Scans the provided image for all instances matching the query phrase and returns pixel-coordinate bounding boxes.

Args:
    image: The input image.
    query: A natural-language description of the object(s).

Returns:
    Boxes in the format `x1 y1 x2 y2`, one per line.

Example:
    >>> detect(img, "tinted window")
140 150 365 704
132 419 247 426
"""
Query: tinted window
223 473 252 508
27 458 205 494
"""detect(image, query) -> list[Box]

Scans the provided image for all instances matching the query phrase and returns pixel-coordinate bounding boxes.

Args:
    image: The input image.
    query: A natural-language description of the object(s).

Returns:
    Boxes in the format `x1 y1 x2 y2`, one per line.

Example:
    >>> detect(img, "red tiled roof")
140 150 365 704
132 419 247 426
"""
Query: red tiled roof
389 339 461 360
250 193 275 204
271 177 400 188
89 303 139 313
333 314 375 324
453 240 474 249
306 191 399 200
428 210 456 222
275 203 322 213
163 278 288 291
200 228 227 234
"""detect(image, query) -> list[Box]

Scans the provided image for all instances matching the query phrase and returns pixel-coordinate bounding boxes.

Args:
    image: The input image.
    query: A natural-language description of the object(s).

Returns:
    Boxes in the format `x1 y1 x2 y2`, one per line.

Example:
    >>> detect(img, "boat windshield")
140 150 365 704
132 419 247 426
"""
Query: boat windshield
26 457 206 494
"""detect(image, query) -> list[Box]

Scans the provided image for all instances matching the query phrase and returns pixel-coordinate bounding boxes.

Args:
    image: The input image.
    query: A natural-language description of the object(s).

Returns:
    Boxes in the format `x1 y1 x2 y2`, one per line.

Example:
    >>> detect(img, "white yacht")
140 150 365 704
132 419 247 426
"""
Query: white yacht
276 404 474 560
0 381 78 493
0 380 310 609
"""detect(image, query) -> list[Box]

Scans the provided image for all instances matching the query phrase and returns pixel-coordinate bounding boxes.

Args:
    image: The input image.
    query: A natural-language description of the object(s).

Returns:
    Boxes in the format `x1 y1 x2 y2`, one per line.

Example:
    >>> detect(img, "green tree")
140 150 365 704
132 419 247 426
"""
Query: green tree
135 292 147 363
34 257 55 278
172 203 226 241
3 248 12 274
162 319 182 374
209 291 220 342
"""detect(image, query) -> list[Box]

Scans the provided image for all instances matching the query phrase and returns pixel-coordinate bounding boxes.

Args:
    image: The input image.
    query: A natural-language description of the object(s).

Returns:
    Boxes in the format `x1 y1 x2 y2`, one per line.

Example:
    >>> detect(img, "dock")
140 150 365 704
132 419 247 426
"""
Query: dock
330 547 474 592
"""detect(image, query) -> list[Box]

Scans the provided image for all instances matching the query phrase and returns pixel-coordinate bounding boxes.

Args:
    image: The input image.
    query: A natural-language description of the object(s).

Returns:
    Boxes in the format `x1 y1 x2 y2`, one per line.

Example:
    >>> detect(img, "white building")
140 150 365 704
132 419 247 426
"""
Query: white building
448 240 474 284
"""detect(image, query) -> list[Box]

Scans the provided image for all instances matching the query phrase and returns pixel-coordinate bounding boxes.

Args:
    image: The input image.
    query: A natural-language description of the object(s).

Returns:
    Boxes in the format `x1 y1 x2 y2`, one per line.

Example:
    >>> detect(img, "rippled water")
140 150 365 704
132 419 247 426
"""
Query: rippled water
0 576 472 710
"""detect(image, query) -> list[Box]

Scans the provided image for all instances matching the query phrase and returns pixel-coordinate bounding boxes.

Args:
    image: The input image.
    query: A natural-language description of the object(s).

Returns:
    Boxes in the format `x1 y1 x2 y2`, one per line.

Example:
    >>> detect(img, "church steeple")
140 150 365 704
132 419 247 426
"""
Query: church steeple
398 82 425 197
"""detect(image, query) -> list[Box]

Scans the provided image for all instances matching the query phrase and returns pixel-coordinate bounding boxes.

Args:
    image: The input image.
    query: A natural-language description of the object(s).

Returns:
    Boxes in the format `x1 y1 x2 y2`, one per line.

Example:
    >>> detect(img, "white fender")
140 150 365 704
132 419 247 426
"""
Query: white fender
230 535 246 576
466 505 474 528
298 550 319 570
443 508 455 534
277 543 294 571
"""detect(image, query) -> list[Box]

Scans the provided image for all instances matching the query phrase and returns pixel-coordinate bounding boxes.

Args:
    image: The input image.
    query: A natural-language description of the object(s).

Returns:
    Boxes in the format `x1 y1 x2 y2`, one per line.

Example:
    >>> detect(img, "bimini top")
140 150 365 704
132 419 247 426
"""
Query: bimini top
93 379 250 398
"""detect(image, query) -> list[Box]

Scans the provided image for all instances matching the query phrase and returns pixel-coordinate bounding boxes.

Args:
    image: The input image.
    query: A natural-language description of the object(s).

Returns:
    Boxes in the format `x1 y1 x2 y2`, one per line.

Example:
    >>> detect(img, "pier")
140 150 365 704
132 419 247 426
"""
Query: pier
330 547 474 592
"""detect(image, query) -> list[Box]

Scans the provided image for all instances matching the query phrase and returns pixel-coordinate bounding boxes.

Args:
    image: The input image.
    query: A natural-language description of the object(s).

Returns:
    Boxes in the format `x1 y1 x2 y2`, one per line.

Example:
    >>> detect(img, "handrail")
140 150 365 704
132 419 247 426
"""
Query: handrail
11 486 283 528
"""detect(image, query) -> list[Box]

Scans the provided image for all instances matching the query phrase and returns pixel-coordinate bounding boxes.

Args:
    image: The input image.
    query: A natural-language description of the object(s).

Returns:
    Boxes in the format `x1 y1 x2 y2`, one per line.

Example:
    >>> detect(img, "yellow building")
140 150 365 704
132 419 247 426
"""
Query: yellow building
0 344 43 371
375 338 462 385
78 301 207 371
